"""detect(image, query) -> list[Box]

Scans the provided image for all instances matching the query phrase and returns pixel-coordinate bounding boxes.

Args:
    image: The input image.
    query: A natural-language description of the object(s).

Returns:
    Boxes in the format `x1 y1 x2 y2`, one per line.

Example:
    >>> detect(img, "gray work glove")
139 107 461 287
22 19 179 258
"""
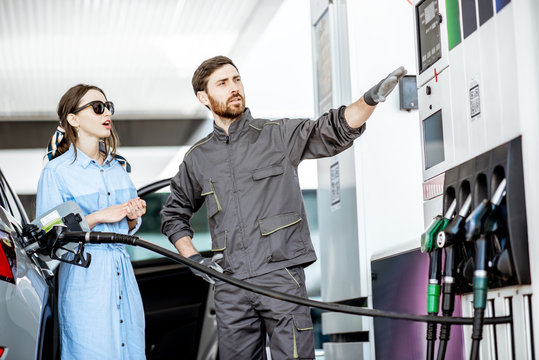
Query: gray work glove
363 66 408 106
188 253 224 284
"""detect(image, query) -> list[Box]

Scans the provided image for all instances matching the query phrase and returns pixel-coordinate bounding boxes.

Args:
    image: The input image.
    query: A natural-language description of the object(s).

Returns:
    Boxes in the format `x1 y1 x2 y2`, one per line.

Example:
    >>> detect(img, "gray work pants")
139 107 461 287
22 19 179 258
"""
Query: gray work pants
214 266 315 360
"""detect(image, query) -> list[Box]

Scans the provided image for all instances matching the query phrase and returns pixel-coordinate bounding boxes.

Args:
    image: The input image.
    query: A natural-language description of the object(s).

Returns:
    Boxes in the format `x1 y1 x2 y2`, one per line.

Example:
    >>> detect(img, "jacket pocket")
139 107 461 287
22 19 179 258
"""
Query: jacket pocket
292 314 315 359
252 161 284 181
211 230 231 272
201 178 221 218
259 212 303 261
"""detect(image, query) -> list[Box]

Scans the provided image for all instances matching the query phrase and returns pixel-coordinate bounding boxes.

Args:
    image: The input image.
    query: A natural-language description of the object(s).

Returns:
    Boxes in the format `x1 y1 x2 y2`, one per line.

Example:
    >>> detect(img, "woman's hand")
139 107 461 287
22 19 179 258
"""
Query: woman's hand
126 197 147 220
85 197 146 229
86 203 129 229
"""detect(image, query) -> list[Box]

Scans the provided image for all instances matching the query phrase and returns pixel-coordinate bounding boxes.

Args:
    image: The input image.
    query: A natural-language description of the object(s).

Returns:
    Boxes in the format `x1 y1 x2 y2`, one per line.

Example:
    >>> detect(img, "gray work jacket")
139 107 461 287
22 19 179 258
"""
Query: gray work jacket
161 106 366 279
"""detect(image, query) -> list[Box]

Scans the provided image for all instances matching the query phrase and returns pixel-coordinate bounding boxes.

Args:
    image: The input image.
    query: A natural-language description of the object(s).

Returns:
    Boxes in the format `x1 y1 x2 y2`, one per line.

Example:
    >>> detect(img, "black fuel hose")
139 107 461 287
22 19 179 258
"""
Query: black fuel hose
58 231 512 326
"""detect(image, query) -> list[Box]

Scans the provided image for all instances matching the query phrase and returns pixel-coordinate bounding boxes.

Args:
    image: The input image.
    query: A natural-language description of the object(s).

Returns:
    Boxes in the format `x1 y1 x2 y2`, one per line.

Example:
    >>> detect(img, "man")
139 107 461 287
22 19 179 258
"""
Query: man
161 55 406 359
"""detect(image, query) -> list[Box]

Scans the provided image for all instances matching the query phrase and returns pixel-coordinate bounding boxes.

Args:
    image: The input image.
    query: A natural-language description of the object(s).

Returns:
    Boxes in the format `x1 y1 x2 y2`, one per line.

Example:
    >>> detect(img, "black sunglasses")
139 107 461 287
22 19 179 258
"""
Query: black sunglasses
72 101 115 115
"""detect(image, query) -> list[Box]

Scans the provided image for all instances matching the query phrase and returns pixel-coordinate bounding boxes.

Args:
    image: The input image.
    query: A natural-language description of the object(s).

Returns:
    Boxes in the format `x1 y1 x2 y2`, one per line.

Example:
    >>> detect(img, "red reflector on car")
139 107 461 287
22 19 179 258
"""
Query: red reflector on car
0 236 15 284
0 346 4 356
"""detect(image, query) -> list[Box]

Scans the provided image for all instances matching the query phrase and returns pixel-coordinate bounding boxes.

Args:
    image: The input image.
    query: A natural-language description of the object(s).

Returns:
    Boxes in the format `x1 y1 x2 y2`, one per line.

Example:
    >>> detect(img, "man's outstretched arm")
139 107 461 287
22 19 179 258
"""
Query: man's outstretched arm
344 66 407 129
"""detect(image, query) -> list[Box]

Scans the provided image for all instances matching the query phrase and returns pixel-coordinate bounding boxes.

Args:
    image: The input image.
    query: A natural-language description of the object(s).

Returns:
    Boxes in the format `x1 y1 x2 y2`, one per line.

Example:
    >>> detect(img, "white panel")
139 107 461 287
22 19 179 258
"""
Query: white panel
462 285 533 360
478 20 503 152
312 0 362 304
317 148 361 303
423 195 443 227
323 342 366 360
346 2 423 358
448 45 470 165
321 312 364 335
495 4 521 143
462 32 487 157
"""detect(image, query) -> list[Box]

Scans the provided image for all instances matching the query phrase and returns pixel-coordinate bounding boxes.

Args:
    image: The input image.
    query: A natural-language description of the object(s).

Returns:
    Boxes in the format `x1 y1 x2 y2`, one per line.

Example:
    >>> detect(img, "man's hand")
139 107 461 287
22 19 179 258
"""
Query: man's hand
363 66 408 106
188 253 224 284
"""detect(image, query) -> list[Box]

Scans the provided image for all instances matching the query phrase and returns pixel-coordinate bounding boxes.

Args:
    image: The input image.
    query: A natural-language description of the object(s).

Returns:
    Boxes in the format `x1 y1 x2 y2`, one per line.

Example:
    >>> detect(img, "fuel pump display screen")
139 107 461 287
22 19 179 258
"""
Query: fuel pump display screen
423 110 445 169
416 0 442 73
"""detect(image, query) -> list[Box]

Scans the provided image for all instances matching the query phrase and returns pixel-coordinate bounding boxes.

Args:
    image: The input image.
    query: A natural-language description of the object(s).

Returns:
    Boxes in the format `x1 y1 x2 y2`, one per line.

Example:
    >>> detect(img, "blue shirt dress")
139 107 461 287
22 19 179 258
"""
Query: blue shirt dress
36 145 146 360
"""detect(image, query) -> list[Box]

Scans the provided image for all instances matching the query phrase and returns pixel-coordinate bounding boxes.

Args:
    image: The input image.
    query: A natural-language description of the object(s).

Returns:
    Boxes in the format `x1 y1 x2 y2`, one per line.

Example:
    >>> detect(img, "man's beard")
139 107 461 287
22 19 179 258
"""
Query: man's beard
208 93 245 119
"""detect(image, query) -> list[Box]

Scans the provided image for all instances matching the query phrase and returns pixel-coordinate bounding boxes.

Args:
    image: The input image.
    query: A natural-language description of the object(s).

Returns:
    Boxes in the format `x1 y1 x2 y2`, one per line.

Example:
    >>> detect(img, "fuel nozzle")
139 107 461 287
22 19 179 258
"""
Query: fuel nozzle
22 223 92 268
22 223 62 255
422 199 457 253
484 180 512 280
437 195 472 249
460 196 492 285
465 179 507 360
421 200 457 315
465 198 491 243
422 199 456 360
435 194 472 360
467 179 506 234
465 180 507 292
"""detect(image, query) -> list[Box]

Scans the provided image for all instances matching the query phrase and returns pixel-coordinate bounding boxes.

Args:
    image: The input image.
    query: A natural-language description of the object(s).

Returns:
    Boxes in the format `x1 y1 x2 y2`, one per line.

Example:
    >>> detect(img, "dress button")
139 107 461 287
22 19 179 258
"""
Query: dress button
100 169 104 173
121 343 125 347
107 192 111 196
117 272 120 276
120 319 124 323
119 296 122 300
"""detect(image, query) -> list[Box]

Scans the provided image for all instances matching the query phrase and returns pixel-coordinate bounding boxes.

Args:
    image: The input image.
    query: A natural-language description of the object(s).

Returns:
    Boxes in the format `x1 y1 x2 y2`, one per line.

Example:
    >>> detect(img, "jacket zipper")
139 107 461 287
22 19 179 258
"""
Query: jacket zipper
224 133 251 274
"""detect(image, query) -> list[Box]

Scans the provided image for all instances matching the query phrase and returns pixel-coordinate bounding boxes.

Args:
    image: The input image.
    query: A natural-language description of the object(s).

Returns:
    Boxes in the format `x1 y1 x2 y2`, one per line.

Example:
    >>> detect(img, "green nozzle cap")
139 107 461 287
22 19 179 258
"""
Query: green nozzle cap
427 284 441 313
473 276 488 309
421 216 449 252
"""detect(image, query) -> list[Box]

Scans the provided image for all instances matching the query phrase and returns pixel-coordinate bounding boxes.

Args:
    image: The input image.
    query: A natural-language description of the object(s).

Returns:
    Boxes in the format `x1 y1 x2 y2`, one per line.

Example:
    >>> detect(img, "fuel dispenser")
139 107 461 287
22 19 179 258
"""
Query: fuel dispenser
413 0 538 358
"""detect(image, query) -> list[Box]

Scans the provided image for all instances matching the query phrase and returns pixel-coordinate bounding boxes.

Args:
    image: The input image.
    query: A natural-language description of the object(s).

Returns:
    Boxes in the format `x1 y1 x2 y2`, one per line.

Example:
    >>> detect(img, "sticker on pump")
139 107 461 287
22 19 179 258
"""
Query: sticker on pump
469 79 481 121
40 210 63 232
423 173 445 201
330 157 341 212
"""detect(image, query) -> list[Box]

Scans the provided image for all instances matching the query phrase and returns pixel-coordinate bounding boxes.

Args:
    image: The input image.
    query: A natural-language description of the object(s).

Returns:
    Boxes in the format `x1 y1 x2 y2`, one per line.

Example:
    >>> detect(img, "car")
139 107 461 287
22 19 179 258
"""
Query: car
0 168 55 360
0 169 218 360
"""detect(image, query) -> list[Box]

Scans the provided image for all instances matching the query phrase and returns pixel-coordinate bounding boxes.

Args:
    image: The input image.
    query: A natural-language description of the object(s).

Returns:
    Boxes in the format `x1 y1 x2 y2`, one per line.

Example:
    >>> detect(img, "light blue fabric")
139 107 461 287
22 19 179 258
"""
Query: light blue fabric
36 145 145 360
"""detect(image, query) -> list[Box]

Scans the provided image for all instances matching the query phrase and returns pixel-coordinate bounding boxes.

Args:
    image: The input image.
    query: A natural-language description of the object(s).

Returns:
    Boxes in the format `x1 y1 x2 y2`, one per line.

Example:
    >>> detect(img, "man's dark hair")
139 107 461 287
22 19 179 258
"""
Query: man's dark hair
192 56 238 95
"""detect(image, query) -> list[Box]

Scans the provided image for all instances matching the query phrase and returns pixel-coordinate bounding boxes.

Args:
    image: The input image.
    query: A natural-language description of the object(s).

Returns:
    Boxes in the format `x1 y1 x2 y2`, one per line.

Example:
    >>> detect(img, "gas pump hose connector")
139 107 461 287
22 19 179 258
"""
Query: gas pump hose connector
57 231 512 326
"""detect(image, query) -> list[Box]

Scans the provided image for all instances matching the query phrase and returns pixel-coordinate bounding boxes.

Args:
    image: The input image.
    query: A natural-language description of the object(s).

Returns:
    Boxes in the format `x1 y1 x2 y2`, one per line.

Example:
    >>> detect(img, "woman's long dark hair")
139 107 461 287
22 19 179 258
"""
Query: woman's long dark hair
50 84 119 160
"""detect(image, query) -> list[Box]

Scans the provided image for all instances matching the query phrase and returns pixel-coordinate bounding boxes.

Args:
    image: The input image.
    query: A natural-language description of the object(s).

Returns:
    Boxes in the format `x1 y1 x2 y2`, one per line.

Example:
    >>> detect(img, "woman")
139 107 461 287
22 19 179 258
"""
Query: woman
36 84 146 360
